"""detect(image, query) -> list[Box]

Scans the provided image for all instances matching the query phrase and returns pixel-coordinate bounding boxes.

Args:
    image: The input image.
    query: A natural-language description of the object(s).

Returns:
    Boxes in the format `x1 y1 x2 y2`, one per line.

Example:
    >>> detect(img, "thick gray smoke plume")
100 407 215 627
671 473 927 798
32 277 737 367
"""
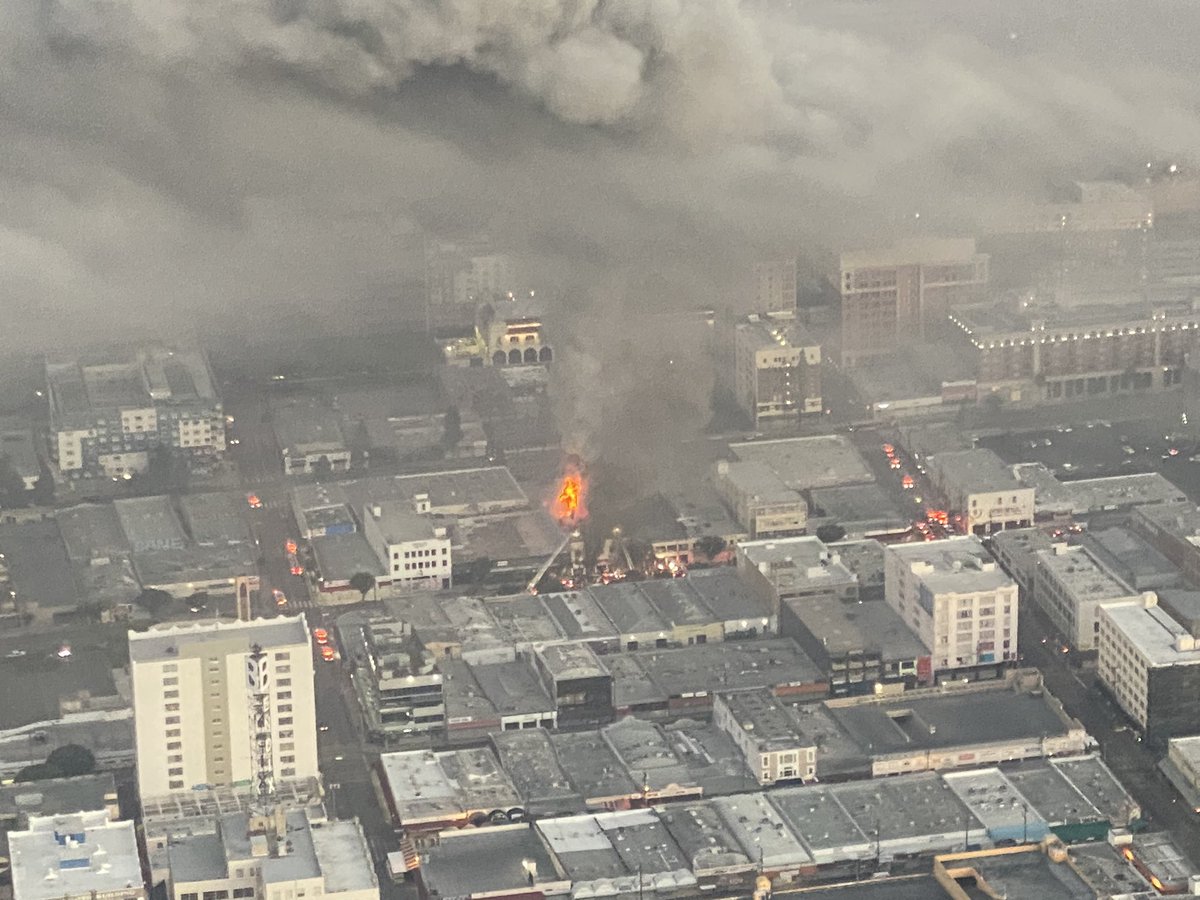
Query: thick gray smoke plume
5 0 1200 470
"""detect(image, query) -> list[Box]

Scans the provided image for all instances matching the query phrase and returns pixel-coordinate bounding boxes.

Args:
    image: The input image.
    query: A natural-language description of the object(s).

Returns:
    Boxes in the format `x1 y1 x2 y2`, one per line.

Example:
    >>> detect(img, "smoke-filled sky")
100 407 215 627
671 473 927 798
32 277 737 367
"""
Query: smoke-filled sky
4 0 1200 470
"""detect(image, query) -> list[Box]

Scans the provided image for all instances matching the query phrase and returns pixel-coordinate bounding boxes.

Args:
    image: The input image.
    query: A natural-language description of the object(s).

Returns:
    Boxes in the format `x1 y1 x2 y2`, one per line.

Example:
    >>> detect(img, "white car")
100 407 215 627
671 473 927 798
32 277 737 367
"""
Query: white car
5 649 26 658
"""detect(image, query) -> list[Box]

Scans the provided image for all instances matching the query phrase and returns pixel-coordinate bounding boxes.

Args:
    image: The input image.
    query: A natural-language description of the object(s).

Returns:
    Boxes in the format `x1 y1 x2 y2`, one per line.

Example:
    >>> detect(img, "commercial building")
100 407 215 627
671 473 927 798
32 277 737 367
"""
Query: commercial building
378 747 521 833
925 449 1035 534
716 459 808 537
885 536 1019 678
835 238 989 366
1097 595 1200 743
737 536 859 614
46 346 223 479
987 527 1055 597
780 593 929 695
0 417 40 491
0 774 119 833
531 643 614 728
824 674 1088 777
1161 735 1200 811
272 398 352 476
712 689 815 785
359 498 452 591
163 808 378 900
1081 527 1181 592
424 236 517 328
947 297 1200 404
734 314 822 428
355 617 444 740
8 810 145 900
1131 502 1200 587
129 616 317 803
1033 544 1143 651
480 297 554 367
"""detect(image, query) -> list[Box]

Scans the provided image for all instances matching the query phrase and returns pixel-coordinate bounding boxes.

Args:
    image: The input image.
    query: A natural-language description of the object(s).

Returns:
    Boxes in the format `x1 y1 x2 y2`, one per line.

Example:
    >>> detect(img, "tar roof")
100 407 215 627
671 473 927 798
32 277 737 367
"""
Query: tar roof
178 493 252 546
827 688 1071 755
168 830 227 883
0 774 116 822
716 689 809 752
485 593 569 645
113 495 187 549
941 769 1047 834
548 731 637 802
1002 762 1103 825
311 531 386 579
783 595 926 659
309 819 377 892
419 825 561 898
685 569 772 622
127 615 310 663
630 638 823 696
1036 544 1136 602
810 483 908 528
1051 755 1138 823
711 793 812 867
832 773 981 842
534 642 609 680
728 434 875 491
539 589 618 641
655 802 753 874
489 730 582 810
928 448 1025 493
470 659 554 715
590 580 669 635
769 784 871 853
959 848 1095 899
55 504 130 564
0 521 81 611
601 718 694 792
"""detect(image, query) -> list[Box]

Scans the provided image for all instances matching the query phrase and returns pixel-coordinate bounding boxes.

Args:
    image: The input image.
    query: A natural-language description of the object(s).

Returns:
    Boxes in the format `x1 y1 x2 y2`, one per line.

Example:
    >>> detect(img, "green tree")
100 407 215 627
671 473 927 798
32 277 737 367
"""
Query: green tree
349 571 377 601
136 588 173 618
694 535 727 560
816 524 847 544
14 762 61 782
45 744 96 777
442 407 463 450
0 454 30 508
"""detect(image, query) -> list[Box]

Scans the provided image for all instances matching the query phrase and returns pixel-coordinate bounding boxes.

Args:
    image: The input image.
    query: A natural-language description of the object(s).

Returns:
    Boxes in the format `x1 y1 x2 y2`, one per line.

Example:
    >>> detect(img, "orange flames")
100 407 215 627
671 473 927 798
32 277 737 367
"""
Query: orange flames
552 465 587 523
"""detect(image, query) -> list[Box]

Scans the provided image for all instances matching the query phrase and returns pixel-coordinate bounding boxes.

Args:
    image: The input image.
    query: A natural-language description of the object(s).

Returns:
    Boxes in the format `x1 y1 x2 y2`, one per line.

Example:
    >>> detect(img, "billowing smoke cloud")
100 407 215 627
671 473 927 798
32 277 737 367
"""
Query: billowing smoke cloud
3 0 1200 471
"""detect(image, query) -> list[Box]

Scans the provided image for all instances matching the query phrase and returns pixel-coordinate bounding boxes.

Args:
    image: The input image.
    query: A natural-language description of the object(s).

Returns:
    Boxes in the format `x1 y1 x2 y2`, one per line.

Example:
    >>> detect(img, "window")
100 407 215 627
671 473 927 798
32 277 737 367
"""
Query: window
274 652 289 661
277 678 291 687
278 717 293 726
169 779 184 790
169 767 183 776
165 715 180 724
163 663 178 673
166 728 181 738
278 690 292 699
167 741 181 750
277 665 291 674
280 754 295 763
281 767 295 777
168 754 183 763
164 690 179 700
165 702 180 712
162 676 179 686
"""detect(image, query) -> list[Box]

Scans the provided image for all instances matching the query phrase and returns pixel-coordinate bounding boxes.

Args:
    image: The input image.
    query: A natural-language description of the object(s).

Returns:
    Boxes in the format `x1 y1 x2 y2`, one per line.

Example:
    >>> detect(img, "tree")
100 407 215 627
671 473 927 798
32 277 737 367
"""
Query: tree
0 454 29 509
349 571 377 601
694 535 727 560
45 744 96 777
136 588 173 618
14 762 61 783
312 455 333 482
442 407 463 450
816 524 847 544
134 446 189 496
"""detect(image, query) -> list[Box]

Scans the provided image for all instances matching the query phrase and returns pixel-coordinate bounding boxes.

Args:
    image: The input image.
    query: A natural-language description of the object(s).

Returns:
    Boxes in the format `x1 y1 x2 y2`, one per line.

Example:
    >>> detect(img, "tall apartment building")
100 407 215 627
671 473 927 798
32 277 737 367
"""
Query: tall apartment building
1097 595 1200 744
47 346 224 479
752 258 798 313
734 315 822 428
129 617 317 803
885 536 1019 679
835 238 989 366
360 498 453 591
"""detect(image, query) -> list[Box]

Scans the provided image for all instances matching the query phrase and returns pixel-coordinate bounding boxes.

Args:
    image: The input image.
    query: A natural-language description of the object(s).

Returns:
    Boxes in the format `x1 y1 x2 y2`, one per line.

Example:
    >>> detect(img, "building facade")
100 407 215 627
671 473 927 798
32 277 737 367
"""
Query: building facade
836 238 989 366
129 617 317 802
360 617 445 740
1033 543 1143 651
712 690 815 786
47 347 224 479
926 449 1035 535
1097 595 1200 744
734 315 822 428
360 498 453 591
885 537 1019 678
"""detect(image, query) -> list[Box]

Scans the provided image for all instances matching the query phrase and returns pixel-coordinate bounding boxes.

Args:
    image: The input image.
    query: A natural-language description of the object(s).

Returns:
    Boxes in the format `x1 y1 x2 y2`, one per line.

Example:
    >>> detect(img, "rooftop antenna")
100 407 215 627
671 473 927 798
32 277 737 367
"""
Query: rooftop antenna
246 642 275 814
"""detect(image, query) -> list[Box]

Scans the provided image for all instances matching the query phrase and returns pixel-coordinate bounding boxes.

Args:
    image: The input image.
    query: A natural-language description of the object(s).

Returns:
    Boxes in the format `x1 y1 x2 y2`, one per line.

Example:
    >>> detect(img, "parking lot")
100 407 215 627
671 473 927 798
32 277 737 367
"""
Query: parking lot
978 417 1200 501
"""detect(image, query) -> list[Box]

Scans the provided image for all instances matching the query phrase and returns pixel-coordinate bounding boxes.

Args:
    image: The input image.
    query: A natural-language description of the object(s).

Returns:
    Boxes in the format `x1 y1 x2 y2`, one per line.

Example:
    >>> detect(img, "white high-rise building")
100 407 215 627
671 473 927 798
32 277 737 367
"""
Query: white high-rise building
129 616 317 803
884 536 1019 676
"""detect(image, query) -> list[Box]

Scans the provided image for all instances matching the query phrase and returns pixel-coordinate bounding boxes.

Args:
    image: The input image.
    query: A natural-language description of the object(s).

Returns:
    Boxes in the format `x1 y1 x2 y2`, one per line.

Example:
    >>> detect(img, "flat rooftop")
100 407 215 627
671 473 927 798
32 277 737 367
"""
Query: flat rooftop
717 689 809 753
1101 598 1200 667
9 811 143 899
484 593 570 645
1002 761 1104 825
941 769 1048 837
769 785 871 856
711 793 812 868
831 773 982 845
309 818 378 893
928 448 1025 493
601 718 696 793
810 483 909 531
1039 472 1187 516
1036 544 1136 602
489 729 582 812
470 659 554 715
738 536 859 592
951 847 1096 900
363 499 435 543
685 568 773 623
728 435 875 491
827 688 1072 755
55 504 130 564
548 731 637 803
1084 527 1180 590
887 536 1015 595
178 492 252 547
655 802 754 875
311 531 386 580
273 399 346 452
738 316 819 352
784 596 927 660
451 509 563 563
840 237 981 271
534 642 609 681
0 773 117 825
950 296 1194 338
0 521 81 612
538 589 619 642
127 615 310 664
419 824 562 898
1051 755 1139 823
590 580 669 635
627 638 824 697
0 646 120 730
